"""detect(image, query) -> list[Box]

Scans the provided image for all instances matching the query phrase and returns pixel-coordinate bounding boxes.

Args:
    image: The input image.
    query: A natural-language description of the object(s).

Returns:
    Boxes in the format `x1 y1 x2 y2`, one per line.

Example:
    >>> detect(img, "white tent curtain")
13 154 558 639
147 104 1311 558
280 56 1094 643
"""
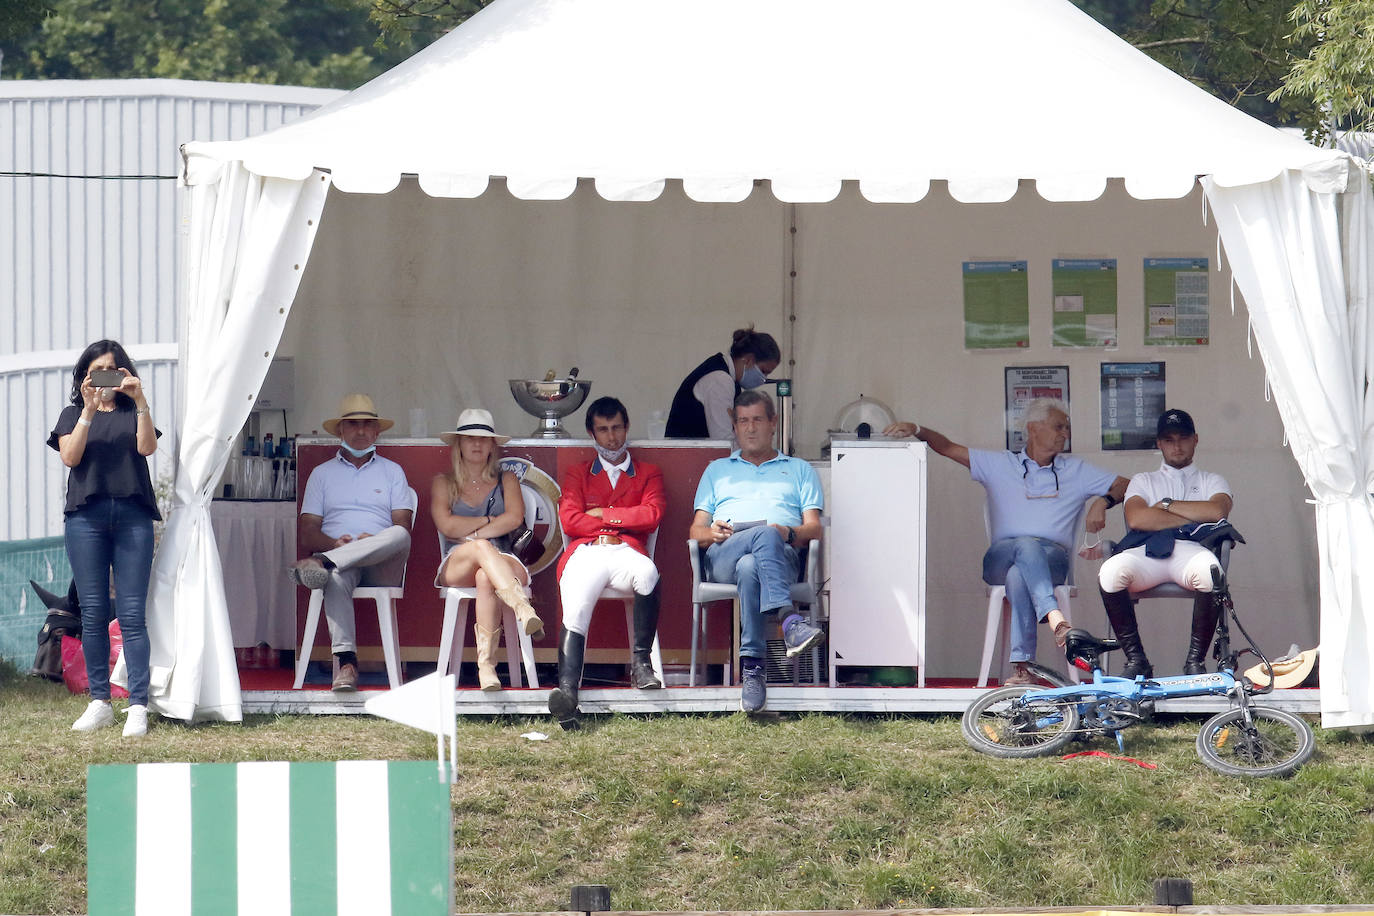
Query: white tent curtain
1204 166 1374 728
145 162 327 721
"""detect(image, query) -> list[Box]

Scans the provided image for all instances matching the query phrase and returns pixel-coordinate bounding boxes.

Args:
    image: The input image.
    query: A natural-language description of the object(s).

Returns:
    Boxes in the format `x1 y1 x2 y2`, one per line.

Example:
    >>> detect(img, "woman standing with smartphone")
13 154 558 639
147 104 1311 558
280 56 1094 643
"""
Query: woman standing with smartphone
47 340 160 736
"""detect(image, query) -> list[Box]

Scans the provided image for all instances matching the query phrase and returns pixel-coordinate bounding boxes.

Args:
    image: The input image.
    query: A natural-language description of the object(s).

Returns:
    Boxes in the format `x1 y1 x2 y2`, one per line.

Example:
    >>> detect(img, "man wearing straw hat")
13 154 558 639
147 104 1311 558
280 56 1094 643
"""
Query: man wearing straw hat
289 394 413 691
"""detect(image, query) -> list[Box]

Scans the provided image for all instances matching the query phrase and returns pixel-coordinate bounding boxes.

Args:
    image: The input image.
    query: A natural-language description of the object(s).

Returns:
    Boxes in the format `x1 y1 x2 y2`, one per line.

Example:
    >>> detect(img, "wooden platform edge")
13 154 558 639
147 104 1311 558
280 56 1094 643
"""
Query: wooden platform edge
240 686 1322 717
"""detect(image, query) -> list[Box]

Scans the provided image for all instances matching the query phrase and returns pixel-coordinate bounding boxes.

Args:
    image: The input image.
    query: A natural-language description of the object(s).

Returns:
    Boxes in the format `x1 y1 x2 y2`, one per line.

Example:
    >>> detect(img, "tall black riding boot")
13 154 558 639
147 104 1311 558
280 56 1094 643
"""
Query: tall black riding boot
547 629 586 730
630 583 663 689
1100 586 1153 679
1183 591 1222 675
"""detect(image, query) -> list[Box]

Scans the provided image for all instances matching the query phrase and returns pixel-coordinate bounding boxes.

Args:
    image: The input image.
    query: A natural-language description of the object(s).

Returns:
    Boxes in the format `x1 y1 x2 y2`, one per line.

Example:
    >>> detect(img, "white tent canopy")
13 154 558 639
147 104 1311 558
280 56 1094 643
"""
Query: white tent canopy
166 0 1374 725
183 0 1349 203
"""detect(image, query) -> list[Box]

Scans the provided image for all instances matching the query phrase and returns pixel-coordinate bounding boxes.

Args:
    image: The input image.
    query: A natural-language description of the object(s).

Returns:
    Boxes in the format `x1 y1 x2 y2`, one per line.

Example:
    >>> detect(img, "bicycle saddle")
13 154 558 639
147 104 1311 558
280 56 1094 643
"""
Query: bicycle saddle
1063 628 1120 667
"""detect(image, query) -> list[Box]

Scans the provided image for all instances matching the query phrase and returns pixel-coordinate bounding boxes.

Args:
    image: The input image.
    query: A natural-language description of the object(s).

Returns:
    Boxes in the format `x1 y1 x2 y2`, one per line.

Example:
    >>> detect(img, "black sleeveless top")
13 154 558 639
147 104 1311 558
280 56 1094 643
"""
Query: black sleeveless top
665 352 736 438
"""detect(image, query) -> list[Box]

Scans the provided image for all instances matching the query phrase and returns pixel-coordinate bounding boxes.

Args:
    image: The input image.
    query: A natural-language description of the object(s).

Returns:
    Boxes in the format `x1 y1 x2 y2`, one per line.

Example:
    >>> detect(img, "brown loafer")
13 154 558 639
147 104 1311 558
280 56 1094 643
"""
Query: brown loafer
1003 663 1040 687
332 659 358 692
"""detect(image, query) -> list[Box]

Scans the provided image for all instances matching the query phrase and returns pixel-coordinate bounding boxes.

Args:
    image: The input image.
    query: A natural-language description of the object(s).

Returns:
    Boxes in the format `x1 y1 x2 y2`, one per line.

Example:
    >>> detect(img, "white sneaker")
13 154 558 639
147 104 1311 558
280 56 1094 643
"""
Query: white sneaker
72 700 114 732
123 704 148 738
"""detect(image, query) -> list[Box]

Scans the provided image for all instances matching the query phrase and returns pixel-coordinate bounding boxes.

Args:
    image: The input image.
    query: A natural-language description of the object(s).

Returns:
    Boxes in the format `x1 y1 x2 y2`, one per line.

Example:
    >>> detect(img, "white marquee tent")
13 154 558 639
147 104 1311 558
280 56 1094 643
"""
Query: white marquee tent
162 0 1373 725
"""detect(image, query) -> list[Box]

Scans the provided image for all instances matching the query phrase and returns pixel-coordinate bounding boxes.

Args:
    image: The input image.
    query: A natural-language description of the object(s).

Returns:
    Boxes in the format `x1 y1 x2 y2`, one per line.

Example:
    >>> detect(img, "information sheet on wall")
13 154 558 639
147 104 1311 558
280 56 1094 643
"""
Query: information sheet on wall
1101 362 1166 449
1052 258 1118 348
1005 365 1070 452
1144 257 1209 345
963 260 1030 350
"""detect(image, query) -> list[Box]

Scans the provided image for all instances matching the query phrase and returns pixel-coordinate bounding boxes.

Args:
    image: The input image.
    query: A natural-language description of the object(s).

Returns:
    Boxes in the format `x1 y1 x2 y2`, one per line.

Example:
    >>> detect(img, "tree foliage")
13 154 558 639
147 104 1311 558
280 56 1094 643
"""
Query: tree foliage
0 0 52 47
1074 0 1316 128
1274 0 1374 142
366 0 491 45
1 0 420 89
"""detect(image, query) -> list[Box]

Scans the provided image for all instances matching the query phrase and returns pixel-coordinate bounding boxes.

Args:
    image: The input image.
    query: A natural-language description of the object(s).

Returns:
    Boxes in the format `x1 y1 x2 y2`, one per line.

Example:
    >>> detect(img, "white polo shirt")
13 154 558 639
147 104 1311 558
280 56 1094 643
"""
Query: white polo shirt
301 450 411 539
1125 461 1230 507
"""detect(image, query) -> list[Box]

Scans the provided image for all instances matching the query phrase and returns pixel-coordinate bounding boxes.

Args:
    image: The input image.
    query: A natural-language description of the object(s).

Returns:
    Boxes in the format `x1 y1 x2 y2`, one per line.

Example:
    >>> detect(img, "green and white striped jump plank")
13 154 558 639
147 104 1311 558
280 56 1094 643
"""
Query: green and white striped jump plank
87 760 451 916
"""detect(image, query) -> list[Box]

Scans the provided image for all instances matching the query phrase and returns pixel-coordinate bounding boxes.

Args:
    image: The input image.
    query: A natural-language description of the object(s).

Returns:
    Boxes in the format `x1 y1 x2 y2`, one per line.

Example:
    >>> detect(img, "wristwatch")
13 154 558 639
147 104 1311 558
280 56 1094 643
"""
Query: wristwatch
786 526 796 545
1161 498 1175 510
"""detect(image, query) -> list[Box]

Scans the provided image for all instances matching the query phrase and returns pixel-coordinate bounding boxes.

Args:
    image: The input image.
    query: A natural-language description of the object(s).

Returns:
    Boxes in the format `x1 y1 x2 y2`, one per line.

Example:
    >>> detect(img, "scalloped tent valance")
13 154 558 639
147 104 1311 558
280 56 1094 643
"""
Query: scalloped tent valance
182 0 1352 202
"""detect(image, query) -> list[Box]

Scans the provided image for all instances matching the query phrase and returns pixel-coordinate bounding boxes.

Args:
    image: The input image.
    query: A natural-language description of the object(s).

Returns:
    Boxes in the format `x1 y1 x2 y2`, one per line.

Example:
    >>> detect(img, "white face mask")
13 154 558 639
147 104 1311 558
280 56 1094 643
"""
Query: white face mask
340 443 376 459
595 442 629 466
739 365 768 389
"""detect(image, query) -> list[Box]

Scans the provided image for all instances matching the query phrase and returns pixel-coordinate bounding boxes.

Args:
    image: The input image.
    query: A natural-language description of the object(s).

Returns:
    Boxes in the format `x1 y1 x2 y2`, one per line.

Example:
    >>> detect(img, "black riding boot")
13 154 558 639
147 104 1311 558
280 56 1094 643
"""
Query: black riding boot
1183 591 1222 675
631 583 663 689
1100 586 1153 679
548 629 586 730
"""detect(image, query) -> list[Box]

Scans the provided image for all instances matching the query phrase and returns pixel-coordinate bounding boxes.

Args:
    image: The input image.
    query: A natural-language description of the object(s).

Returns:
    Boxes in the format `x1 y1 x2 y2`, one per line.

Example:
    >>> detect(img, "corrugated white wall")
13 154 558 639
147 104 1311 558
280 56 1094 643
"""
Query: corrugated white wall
0 80 342 539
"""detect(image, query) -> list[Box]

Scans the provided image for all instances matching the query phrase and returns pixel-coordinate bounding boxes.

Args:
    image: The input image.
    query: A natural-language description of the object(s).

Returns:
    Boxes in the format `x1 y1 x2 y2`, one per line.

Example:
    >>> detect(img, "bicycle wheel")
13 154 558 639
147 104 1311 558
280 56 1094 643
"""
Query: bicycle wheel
962 686 1080 758
1196 705 1314 778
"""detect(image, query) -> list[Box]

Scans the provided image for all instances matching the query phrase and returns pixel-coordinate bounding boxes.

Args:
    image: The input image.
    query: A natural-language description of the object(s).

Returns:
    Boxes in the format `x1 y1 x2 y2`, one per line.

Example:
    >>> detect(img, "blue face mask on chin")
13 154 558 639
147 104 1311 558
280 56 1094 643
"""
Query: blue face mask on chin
340 443 376 459
739 365 768 389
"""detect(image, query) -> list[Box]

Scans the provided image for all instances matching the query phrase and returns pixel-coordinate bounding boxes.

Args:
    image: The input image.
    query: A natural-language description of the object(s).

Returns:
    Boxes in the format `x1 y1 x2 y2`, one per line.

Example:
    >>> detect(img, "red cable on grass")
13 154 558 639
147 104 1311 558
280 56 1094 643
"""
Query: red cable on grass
1060 749 1157 769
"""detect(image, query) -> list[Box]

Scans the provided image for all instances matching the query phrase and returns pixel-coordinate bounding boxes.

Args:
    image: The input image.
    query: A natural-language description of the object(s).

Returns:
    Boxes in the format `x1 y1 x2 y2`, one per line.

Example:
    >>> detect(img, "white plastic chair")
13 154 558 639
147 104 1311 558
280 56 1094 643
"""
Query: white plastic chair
687 537 822 686
433 495 541 688
557 528 664 685
293 487 417 690
976 503 1082 688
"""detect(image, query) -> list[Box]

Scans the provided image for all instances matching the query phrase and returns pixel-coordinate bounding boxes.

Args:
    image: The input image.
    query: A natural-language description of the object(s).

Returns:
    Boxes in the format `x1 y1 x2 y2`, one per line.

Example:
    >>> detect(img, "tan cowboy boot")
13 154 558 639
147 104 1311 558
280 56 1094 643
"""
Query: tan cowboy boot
474 624 502 691
496 583 545 641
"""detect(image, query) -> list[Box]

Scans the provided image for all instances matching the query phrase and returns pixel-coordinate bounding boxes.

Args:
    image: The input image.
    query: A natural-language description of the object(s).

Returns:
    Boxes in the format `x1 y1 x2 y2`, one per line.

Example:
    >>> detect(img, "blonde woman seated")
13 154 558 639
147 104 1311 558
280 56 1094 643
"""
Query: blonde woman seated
433 408 544 690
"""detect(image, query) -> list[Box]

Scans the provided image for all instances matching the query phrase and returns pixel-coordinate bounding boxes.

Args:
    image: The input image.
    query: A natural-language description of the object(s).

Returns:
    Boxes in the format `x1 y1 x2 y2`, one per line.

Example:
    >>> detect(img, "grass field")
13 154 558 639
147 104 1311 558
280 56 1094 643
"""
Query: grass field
3 660 1373 915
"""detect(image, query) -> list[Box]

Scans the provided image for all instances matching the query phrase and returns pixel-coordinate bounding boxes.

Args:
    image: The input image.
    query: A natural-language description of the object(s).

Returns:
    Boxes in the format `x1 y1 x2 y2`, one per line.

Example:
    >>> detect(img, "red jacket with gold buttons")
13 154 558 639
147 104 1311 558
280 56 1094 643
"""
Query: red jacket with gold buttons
557 456 666 579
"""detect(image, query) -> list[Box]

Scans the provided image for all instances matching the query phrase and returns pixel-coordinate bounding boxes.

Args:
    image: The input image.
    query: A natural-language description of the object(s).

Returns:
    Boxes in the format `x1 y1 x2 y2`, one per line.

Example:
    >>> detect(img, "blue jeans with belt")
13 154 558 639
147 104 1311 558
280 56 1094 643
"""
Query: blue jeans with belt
705 525 799 662
983 536 1069 663
65 496 155 705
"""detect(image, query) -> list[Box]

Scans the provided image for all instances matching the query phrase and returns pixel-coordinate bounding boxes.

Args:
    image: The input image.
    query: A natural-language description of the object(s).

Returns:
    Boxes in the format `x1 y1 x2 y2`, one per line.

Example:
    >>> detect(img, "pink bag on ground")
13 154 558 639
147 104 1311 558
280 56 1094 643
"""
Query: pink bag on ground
60 621 129 698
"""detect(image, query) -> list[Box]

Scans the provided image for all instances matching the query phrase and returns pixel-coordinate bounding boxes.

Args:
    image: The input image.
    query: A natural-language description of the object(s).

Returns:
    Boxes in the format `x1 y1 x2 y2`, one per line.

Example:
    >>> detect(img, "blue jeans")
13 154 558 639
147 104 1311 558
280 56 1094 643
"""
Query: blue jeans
705 525 799 661
983 536 1069 663
65 496 154 705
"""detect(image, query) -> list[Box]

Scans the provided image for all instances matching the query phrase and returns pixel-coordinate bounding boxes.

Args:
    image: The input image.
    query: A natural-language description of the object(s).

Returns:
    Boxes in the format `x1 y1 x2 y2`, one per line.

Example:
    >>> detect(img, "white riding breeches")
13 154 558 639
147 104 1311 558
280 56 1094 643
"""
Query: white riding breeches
558 543 659 636
1098 540 1221 595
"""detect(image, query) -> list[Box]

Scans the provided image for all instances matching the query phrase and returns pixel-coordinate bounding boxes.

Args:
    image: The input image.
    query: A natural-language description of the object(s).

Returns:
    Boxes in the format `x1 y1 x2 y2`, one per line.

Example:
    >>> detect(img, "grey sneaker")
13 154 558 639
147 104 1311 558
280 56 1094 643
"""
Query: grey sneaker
782 617 824 657
740 665 767 713
291 560 331 591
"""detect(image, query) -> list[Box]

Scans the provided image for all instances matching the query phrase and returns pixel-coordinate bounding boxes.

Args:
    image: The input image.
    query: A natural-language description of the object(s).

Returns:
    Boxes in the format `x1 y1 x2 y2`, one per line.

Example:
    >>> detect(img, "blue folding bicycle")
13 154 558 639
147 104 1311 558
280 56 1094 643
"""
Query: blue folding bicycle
961 564 1314 778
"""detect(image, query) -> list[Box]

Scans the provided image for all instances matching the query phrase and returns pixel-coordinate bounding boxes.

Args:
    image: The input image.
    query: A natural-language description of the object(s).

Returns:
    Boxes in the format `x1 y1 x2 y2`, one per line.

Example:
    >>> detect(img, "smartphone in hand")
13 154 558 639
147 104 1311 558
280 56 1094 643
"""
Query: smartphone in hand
89 369 124 387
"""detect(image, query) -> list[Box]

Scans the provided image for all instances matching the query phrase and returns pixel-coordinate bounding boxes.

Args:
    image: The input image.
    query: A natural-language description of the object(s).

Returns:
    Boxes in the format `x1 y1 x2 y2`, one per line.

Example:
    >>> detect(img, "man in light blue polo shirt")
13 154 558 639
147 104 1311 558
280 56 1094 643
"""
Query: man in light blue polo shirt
887 398 1128 685
289 394 413 691
691 389 824 712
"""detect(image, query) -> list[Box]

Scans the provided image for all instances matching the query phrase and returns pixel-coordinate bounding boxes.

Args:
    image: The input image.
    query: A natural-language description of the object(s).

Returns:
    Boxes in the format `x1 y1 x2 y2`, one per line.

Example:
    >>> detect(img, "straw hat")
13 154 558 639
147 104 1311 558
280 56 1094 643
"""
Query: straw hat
322 394 394 437
1244 645 1318 689
439 408 511 446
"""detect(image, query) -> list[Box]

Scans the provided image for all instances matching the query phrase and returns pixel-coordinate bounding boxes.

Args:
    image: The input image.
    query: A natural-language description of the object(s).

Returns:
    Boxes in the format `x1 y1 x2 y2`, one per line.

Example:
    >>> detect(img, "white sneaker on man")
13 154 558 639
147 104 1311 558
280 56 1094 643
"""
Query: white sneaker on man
72 700 114 732
123 704 149 737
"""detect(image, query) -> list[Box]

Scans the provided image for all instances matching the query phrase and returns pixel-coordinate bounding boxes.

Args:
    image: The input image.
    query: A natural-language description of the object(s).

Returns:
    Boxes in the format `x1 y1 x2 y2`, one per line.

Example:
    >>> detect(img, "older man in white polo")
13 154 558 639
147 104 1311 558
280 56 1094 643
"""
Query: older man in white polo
289 394 413 691
886 398 1128 685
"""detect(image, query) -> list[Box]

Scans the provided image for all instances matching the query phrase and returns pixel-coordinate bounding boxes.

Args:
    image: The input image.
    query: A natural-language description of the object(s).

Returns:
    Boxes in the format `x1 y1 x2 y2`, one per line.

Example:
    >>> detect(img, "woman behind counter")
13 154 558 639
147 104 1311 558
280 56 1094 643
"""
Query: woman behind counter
432 408 545 690
665 325 780 440
48 340 160 737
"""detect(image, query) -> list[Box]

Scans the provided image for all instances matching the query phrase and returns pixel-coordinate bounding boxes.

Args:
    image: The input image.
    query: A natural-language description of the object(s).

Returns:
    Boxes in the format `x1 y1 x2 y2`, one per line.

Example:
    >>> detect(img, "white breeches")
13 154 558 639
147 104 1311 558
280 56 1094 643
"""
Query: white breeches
558 543 659 636
1098 541 1221 594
